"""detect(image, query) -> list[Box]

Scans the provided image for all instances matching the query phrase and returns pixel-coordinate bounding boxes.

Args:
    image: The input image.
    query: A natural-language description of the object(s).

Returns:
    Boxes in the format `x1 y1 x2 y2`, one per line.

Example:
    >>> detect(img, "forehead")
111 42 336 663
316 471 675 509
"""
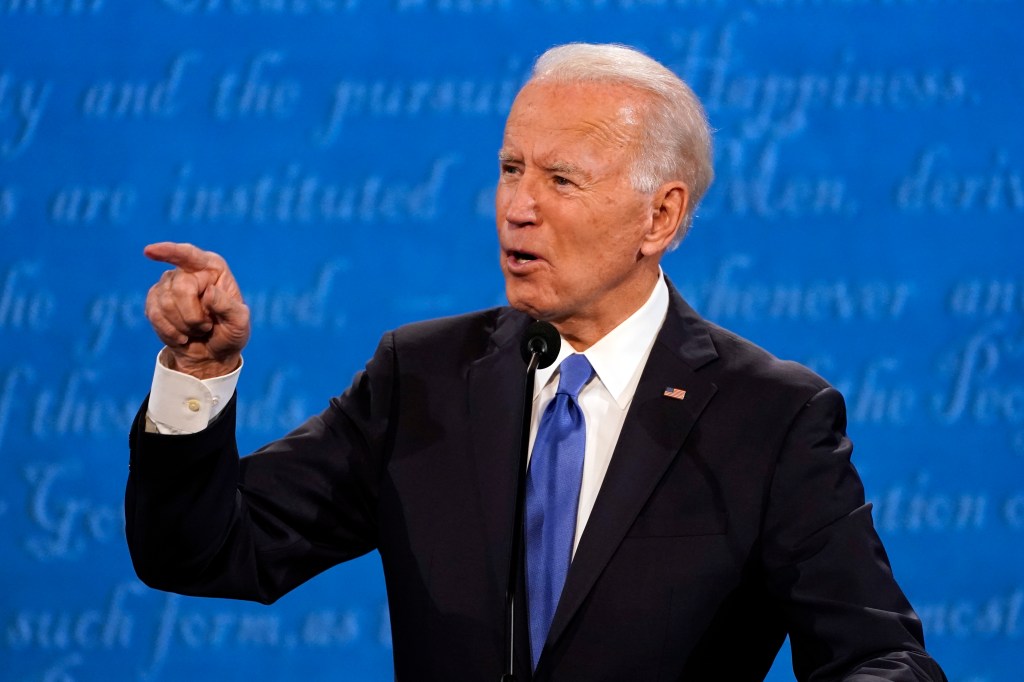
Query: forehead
501 80 645 161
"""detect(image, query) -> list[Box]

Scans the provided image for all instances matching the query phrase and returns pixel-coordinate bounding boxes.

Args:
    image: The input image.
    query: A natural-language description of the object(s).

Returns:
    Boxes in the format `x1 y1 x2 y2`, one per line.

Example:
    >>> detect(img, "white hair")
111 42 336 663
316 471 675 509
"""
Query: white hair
529 43 714 244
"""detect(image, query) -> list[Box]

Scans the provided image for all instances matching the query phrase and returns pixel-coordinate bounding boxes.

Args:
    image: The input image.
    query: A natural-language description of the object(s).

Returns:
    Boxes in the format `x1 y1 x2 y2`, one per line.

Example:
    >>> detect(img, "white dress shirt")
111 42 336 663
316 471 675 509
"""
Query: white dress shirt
528 274 669 555
147 348 241 434
146 274 670 556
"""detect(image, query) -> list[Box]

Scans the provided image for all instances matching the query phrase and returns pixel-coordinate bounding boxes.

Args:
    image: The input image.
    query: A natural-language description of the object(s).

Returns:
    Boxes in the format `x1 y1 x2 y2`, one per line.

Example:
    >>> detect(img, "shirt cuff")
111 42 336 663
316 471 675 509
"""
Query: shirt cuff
147 348 242 435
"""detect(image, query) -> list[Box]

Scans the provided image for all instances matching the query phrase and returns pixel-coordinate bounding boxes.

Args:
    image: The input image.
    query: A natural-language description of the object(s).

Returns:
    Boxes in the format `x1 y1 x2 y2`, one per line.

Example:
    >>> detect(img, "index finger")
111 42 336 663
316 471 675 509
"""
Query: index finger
144 242 223 274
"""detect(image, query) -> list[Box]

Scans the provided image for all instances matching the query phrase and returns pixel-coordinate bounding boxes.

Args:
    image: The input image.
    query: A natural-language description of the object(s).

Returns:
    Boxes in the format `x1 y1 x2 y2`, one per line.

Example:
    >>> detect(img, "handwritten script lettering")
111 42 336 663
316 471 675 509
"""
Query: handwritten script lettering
686 254 913 322
0 70 51 158
167 157 457 224
23 462 125 560
81 52 199 120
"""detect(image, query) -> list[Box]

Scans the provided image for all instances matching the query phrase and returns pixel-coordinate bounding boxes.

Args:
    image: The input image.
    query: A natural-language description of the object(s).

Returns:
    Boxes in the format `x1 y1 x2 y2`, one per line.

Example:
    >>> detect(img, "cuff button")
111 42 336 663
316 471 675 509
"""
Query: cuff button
186 399 201 412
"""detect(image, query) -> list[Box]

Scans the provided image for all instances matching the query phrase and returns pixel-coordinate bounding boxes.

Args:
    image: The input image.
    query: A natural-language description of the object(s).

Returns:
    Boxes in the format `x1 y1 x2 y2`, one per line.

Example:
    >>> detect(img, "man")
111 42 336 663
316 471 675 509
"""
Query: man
127 44 946 680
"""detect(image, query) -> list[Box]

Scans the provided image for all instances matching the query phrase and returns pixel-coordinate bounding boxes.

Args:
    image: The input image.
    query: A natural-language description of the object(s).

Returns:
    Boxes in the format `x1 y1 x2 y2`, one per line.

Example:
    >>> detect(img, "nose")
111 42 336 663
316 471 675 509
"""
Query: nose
501 173 539 228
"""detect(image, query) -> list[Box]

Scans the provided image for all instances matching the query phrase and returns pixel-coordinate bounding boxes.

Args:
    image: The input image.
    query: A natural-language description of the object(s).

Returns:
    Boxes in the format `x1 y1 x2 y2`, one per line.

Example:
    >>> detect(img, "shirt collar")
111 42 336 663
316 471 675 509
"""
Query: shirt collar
533 272 670 409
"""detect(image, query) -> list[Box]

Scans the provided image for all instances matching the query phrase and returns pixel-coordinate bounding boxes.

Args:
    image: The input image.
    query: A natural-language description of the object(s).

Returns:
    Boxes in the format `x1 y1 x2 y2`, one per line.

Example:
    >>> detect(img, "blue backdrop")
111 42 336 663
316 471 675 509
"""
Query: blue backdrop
2 2 1022 680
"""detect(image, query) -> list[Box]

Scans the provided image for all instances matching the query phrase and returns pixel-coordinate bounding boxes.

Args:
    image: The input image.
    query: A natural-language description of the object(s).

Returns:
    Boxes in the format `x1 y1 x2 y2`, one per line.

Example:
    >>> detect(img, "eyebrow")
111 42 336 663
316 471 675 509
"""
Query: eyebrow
497 150 590 180
546 161 585 176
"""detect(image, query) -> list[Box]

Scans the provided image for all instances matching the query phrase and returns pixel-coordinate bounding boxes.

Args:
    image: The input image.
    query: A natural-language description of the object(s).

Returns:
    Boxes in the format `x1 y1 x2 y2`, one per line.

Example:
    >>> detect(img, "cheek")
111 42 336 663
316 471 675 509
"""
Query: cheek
585 219 640 262
606 206 652 253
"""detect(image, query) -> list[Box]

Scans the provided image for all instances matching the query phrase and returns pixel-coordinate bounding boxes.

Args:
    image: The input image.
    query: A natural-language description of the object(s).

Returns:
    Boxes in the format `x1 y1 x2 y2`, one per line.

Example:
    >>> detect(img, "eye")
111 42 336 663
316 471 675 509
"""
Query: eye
500 163 521 176
553 175 573 187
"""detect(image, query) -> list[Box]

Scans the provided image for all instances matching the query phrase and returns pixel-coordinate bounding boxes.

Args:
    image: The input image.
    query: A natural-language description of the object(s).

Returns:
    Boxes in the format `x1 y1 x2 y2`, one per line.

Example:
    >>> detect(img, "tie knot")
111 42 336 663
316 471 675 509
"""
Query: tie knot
556 354 593 399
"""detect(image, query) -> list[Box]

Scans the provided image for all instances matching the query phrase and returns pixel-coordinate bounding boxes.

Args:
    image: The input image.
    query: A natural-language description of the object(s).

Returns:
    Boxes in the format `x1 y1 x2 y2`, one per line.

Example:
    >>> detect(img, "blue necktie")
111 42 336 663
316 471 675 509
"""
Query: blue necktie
525 353 593 669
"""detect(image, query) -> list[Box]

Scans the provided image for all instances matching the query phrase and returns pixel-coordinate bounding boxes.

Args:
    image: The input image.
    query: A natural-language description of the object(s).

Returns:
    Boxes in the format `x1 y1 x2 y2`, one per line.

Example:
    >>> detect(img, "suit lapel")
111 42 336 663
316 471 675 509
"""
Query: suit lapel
466 309 533 609
544 285 720 656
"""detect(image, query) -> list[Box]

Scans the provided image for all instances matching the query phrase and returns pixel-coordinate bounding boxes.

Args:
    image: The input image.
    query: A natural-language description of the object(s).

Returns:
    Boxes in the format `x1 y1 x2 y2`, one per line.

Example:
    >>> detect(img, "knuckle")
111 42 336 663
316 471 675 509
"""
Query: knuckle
158 289 178 311
170 273 197 295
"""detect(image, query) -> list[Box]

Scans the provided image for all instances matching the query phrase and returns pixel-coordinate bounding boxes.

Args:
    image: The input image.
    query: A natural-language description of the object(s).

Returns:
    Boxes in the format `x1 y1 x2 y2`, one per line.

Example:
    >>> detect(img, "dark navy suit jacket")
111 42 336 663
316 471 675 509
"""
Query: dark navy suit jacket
126 285 946 681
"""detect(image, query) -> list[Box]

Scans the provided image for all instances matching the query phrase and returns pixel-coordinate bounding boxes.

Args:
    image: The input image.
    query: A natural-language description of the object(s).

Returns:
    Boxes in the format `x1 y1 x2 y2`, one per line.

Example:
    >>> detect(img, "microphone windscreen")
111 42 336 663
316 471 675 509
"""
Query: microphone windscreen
521 321 561 369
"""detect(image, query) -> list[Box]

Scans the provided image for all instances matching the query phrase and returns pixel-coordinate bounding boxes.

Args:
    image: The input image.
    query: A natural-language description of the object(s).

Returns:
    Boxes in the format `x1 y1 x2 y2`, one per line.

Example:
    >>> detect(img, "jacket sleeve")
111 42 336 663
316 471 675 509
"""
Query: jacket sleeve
760 386 947 682
125 332 397 604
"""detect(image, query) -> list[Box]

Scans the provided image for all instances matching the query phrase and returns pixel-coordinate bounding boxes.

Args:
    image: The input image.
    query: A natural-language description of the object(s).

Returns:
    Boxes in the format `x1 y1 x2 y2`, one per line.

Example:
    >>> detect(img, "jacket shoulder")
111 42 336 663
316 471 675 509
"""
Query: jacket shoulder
665 281 829 401
703 320 832 402
388 306 529 367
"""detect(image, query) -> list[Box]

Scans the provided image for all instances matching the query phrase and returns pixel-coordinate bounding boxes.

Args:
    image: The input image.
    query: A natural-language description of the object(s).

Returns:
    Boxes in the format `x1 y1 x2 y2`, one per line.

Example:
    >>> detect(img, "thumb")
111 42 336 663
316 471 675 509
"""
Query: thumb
201 284 242 320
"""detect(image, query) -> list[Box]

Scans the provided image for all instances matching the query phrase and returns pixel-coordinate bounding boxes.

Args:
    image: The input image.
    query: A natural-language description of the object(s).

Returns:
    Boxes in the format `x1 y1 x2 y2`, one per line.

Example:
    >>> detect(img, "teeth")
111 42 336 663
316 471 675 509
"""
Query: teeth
516 257 529 264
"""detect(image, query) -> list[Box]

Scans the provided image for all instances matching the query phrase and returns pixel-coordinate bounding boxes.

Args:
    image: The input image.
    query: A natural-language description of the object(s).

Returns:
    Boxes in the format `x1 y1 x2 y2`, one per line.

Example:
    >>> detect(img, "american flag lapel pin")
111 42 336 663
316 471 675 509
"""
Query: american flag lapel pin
663 387 686 401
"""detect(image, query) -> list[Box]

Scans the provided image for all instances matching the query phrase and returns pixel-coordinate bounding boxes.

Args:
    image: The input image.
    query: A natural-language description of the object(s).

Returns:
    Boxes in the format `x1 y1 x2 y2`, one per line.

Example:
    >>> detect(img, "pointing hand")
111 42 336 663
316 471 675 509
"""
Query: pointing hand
143 242 251 379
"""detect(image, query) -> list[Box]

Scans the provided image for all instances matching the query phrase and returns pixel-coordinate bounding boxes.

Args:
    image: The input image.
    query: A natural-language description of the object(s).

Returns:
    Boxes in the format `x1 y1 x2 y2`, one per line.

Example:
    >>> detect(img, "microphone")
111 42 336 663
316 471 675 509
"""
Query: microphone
503 321 561 681
520 321 561 370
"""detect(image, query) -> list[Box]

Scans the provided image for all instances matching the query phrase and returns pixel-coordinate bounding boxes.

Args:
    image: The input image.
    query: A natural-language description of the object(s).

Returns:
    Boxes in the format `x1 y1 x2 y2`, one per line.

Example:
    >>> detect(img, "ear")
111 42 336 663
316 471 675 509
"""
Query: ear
640 182 688 257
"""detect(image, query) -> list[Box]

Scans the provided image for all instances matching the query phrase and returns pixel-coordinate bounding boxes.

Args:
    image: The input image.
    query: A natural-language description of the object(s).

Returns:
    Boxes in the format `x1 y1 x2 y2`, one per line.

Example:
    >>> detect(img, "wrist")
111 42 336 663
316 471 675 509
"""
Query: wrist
161 348 241 380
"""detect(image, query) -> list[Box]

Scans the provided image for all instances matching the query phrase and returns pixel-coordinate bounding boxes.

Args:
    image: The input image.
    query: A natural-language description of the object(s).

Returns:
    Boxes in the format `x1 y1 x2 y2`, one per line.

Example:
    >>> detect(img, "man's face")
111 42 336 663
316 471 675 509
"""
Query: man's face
496 80 660 341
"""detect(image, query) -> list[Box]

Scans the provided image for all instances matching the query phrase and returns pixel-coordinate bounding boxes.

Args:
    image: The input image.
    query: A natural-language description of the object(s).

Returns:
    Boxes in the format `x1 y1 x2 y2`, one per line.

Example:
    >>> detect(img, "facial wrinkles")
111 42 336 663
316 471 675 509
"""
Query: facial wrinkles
497 84 664 346
502 85 648 217
505 87 641 172
550 114 635 175
575 106 639 155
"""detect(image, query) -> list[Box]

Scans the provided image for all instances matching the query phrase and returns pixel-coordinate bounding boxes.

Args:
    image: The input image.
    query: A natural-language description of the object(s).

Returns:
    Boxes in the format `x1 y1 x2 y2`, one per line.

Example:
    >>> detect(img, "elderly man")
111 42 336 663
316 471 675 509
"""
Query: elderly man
127 44 945 680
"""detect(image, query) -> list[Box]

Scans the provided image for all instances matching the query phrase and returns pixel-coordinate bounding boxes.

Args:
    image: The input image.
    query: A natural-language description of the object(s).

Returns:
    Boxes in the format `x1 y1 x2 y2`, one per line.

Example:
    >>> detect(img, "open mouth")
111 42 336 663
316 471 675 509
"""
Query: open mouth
510 250 538 264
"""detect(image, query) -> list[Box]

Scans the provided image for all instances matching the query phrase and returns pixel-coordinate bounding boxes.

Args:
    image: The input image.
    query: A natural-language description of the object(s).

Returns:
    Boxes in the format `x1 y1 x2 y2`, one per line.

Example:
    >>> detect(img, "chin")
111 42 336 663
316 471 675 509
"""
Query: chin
506 295 541 319
504 285 551 321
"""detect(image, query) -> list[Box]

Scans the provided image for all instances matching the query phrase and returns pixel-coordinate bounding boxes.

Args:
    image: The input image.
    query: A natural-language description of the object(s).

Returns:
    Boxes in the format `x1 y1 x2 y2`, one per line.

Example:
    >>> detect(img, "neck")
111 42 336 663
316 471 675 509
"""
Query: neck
553 266 660 352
